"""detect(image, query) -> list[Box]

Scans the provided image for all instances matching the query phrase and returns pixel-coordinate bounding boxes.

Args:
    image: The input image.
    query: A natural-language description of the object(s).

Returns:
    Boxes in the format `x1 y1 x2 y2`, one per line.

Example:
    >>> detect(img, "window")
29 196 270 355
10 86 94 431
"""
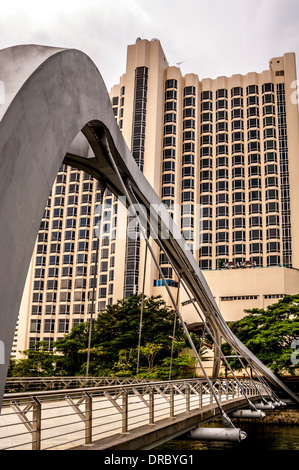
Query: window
267 241 280 252
247 95 259 106
30 320 41 333
58 320 69 333
266 189 279 200
44 320 55 333
248 154 260 165
232 167 244 178
250 243 263 254
216 219 229 230
165 89 177 100
184 96 195 107
233 244 246 255
45 305 56 315
265 176 278 187
250 229 263 241
201 101 212 111
233 218 245 228
263 105 275 115
233 192 245 203
216 89 228 99
231 87 243 97
267 228 280 239
248 166 261 177
216 232 229 243
199 259 212 270
162 173 175 184
267 255 281 266
201 246 212 256
216 193 228 204
216 206 229 217
246 85 259 95
231 97 243 108
216 169 228 179
233 231 245 242
266 202 279 213
247 118 260 129
232 180 245 190
165 79 177 89
262 93 275 104
216 110 228 121
266 215 279 225
249 216 262 227
216 245 229 256
249 203 262 214
232 109 243 119
233 205 245 216
201 90 212 100
182 166 194 177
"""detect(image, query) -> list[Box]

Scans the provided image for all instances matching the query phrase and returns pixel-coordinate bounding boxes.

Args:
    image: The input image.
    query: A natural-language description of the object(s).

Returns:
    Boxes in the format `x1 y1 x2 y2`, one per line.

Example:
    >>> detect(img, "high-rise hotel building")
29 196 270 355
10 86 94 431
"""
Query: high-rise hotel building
15 38 299 357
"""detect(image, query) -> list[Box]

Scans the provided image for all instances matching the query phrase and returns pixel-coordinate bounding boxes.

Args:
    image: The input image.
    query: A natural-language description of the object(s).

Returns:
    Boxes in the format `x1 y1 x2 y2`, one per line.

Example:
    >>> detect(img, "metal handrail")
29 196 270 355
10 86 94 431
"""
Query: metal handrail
0 377 268 450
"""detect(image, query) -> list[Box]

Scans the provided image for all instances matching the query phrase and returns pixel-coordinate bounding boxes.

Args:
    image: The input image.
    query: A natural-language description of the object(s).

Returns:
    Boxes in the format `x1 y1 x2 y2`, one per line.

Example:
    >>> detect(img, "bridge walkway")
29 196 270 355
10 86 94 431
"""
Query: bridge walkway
0 378 271 450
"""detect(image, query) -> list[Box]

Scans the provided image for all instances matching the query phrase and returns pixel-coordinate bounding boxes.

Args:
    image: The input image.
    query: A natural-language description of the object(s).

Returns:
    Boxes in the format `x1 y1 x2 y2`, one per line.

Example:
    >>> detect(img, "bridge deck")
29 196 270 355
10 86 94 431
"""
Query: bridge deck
0 379 268 450
77 396 260 451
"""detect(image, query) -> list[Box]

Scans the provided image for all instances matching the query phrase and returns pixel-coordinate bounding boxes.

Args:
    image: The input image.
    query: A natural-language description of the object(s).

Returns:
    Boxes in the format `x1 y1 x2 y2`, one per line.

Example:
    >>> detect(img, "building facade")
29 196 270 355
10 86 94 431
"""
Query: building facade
15 38 299 357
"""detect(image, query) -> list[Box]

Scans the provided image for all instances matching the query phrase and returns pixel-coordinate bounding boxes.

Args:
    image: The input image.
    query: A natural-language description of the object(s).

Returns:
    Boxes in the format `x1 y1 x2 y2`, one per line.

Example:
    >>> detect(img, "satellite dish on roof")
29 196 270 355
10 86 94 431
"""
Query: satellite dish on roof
151 38 159 41
135 37 141 43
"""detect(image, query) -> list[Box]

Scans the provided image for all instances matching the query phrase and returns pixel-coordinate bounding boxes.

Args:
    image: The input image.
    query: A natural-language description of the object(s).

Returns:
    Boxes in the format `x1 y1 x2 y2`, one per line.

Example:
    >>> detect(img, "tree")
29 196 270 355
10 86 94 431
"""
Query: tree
10 294 205 378
91 294 188 374
223 294 299 376
9 341 56 377
140 342 163 372
54 322 91 375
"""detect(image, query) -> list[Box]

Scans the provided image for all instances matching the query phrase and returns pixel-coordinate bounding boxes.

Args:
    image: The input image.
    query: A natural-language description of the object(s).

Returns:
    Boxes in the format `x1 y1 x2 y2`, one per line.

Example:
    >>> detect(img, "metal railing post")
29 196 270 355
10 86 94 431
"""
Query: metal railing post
122 389 128 433
149 387 154 424
85 392 92 445
32 397 41 451
186 384 190 412
170 387 174 418
199 383 203 409
218 380 222 402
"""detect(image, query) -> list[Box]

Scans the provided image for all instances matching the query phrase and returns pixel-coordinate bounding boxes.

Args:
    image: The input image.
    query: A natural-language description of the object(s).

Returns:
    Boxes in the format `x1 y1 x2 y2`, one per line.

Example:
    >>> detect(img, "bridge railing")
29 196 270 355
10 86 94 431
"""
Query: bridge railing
4 376 152 394
0 378 267 450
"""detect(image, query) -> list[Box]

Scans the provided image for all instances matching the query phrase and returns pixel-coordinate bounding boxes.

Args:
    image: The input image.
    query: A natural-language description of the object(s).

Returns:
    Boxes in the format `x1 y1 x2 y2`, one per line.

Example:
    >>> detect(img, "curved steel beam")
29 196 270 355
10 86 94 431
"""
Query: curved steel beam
0 45 297 409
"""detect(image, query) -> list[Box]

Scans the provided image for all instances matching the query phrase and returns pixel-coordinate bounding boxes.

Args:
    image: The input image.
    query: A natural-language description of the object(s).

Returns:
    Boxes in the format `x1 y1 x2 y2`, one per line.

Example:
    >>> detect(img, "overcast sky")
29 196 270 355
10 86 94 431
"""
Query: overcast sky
1 0 299 90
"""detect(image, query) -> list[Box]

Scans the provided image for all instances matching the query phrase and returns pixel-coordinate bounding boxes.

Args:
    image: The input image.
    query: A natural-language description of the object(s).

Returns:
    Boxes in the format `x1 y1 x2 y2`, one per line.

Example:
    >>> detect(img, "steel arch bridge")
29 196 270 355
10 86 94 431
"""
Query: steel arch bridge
0 44 297 418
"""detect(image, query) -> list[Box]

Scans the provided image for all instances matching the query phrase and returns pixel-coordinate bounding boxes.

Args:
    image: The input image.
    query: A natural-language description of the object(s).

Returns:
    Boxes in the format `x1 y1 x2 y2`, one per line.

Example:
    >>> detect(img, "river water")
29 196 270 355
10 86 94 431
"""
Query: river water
157 419 299 451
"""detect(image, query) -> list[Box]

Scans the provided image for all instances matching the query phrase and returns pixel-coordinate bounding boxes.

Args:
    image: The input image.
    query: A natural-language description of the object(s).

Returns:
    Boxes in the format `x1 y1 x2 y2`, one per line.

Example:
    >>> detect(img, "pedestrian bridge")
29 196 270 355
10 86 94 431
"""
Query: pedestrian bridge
0 44 298 453
0 376 282 450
